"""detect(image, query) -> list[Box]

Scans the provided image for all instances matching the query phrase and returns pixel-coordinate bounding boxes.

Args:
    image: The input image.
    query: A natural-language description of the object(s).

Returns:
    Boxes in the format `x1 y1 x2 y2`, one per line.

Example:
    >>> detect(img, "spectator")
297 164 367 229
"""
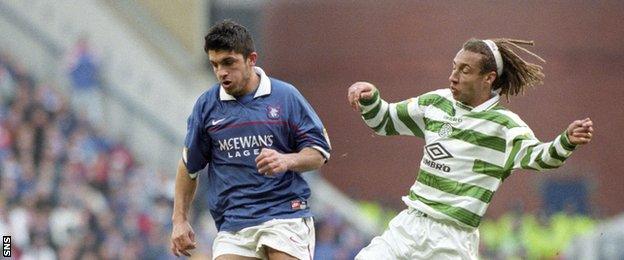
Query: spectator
65 37 104 125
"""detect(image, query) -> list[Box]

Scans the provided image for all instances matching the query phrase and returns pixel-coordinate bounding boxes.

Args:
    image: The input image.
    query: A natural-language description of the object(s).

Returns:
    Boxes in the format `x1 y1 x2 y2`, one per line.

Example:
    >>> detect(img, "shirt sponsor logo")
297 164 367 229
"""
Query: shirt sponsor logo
217 135 274 158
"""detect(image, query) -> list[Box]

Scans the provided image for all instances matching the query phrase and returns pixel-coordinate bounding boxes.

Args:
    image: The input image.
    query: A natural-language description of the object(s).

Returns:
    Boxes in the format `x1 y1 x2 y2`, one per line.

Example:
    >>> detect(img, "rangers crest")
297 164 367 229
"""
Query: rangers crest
266 105 281 119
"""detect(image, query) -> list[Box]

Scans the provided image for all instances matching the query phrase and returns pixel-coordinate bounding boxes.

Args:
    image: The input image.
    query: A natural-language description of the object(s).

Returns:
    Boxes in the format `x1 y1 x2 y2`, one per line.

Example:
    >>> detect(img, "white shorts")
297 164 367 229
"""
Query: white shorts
355 208 479 260
212 217 315 260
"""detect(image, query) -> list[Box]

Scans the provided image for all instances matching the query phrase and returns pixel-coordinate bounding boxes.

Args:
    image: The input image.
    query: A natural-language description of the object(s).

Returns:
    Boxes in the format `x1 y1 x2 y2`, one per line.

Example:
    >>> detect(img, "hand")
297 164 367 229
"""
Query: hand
255 148 292 176
566 117 594 145
347 82 377 111
170 221 197 257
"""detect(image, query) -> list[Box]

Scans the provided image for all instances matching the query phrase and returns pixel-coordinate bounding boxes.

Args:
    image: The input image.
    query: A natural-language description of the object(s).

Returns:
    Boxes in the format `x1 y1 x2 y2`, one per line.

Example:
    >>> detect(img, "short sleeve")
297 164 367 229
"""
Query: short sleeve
290 88 331 161
183 98 212 177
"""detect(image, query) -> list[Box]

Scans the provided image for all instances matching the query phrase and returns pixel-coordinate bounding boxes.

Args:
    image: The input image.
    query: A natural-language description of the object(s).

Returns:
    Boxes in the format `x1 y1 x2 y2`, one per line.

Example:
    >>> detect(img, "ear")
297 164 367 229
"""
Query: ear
246 52 258 66
483 71 497 86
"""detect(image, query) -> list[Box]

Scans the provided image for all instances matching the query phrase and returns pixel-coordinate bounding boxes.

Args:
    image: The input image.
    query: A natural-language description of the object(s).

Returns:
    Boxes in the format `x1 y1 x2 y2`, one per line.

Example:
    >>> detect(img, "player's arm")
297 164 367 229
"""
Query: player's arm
505 118 593 171
172 159 198 224
347 81 426 138
170 159 198 256
256 147 325 175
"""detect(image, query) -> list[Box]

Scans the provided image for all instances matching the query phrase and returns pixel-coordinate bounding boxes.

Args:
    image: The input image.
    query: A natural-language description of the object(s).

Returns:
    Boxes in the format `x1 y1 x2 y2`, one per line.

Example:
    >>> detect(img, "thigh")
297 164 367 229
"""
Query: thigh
256 217 315 260
355 235 399 260
213 231 260 260
430 227 479 260
264 246 298 260
409 217 480 260
355 209 417 260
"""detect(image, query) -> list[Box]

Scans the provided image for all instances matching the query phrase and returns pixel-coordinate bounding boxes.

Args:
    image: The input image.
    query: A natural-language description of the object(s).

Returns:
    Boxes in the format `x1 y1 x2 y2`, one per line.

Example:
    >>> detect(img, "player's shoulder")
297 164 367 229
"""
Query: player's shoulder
269 77 300 94
427 88 453 98
191 83 220 112
415 88 453 105
488 104 529 128
268 77 308 103
196 83 220 103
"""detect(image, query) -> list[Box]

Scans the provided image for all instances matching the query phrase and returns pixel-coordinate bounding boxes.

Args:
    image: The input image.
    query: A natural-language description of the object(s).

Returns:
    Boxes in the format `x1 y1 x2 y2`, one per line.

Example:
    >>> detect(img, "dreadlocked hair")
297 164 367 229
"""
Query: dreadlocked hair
462 38 546 101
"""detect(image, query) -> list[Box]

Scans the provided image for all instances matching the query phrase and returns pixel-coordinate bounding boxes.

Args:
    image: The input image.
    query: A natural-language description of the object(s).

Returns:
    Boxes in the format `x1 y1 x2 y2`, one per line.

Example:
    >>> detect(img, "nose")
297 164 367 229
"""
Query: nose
216 67 228 79
449 70 458 85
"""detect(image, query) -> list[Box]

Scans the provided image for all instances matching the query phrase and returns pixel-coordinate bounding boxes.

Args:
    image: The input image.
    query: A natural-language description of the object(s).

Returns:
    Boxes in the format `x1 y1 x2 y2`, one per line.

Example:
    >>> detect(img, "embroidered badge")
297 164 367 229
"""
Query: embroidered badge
438 123 453 138
267 105 281 119
291 199 307 210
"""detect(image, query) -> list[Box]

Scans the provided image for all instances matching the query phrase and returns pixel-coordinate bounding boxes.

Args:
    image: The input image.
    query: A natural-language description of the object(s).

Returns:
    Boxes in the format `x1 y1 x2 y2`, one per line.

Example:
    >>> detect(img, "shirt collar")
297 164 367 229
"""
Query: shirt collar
472 92 500 112
456 92 500 112
219 66 272 101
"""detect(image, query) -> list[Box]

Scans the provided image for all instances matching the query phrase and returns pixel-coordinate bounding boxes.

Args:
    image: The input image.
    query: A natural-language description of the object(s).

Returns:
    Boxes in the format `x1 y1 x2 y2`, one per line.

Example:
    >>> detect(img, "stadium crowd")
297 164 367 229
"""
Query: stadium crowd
479 209 595 259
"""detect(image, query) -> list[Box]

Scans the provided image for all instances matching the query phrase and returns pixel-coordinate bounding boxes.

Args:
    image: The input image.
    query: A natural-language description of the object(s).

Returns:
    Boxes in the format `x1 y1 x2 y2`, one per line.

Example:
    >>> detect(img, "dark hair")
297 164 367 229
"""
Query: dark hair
204 20 255 58
463 38 546 101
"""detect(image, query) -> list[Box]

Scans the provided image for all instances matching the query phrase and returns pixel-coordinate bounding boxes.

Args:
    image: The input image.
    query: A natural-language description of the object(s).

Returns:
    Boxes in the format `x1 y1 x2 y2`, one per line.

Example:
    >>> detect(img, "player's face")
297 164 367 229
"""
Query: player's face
448 50 494 107
208 50 257 97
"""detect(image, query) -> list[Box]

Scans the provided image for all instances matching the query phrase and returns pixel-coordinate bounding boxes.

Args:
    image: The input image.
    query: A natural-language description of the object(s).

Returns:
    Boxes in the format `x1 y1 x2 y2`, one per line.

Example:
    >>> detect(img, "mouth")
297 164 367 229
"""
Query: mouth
221 80 233 89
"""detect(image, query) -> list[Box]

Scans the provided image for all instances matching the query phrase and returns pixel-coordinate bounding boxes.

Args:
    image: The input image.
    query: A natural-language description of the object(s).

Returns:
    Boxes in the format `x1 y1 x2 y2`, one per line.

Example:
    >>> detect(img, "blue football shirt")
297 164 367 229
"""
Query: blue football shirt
183 67 331 232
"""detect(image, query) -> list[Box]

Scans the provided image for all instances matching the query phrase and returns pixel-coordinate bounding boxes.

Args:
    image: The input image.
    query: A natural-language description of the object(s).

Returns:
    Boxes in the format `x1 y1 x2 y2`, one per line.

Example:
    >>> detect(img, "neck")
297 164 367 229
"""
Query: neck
475 84 497 105
241 68 260 96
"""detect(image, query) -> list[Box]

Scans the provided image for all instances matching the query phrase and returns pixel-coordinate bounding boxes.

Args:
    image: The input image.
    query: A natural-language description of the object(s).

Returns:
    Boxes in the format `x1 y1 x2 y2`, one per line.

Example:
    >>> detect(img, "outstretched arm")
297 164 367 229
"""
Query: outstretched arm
170 159 198 256
506 118 594 171
347 81 428 138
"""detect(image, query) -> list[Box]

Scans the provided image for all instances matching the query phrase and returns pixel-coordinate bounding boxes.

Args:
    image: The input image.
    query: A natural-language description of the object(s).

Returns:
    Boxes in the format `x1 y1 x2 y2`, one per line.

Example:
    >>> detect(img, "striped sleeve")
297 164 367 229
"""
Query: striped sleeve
504 127 577 171
358 90 426 138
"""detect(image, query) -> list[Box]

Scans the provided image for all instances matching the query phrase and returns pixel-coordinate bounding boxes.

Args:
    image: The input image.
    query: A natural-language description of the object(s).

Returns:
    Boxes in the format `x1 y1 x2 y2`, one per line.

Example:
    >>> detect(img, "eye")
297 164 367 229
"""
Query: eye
222 59 235 66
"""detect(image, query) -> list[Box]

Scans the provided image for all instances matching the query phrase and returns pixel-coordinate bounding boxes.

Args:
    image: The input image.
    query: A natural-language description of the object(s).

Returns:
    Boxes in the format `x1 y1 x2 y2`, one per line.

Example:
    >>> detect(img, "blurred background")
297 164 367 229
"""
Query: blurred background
1 0 623 259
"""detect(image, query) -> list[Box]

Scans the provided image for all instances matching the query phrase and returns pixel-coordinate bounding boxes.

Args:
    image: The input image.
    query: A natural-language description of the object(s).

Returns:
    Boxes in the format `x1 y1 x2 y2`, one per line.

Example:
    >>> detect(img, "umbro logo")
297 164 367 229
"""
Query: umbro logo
211 118 226 125
425 143 453 161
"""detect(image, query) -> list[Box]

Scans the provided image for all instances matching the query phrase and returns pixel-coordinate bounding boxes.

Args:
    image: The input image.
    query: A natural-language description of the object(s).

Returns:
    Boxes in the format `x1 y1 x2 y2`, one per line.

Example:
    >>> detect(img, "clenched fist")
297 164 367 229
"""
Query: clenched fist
566 117 594 145
347 82 377 112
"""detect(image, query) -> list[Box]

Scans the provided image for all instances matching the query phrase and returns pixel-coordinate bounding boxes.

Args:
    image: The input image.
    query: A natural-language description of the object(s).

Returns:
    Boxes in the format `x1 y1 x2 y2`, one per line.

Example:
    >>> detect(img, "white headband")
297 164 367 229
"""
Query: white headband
482 40 503 75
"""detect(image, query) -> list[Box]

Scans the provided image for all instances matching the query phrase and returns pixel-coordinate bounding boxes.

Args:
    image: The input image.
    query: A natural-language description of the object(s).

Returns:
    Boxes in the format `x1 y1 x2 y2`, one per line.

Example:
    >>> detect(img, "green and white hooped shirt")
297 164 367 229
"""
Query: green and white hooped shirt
359 88 576 229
